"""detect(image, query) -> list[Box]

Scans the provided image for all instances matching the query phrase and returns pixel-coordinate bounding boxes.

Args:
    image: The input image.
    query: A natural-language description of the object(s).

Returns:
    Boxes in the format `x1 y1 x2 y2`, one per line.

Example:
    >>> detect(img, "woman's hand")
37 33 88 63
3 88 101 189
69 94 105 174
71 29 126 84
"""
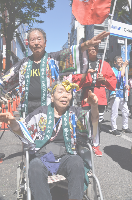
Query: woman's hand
0 112 14 124
97 73 107 84
125 85 130 90
84 90 99 123
0 112 19 131
84 90 98 106
81 31 110 52
88 69 97 74
123 60 129 68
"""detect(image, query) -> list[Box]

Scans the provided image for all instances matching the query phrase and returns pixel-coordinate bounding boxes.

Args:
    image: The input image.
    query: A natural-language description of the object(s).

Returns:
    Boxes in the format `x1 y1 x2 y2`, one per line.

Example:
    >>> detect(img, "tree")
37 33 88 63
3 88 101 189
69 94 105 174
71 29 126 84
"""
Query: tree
110 0 132 24
0 0 56 72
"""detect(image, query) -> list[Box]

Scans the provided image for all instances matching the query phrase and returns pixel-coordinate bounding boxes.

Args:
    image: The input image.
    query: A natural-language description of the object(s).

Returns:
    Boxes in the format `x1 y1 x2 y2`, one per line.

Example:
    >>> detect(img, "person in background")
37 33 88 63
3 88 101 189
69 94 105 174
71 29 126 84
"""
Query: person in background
72 45 117 157
128 76 132 119
0 29 109 117
109 56 132 135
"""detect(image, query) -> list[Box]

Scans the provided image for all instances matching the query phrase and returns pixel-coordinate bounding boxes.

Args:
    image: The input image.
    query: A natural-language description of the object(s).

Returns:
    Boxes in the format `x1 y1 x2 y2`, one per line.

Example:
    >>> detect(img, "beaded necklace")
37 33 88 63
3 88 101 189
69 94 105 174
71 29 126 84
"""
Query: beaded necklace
89 60 99 84
50 116 62 141
35 104 75 154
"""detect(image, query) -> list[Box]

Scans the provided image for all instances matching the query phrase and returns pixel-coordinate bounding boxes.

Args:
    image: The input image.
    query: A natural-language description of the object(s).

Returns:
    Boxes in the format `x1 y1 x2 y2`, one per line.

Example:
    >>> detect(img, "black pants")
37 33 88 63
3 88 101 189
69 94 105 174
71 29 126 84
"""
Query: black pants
29 154 85 200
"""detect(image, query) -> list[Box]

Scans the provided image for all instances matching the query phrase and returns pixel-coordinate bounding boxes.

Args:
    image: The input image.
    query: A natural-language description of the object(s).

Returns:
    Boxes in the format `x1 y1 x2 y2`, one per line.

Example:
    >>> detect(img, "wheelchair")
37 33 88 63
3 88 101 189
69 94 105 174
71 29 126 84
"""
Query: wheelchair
16 139 103 200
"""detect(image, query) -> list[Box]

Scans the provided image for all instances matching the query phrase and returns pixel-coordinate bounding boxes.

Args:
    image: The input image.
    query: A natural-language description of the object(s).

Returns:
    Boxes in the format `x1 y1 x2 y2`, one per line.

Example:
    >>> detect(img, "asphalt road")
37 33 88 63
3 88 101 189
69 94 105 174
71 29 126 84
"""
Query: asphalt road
0 107 132 200
94 107 132 200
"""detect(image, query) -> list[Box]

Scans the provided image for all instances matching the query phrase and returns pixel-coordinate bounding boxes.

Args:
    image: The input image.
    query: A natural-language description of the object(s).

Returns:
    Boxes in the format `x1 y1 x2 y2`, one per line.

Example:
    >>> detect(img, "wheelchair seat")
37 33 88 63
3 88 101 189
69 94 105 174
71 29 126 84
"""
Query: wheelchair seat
17 142 103 200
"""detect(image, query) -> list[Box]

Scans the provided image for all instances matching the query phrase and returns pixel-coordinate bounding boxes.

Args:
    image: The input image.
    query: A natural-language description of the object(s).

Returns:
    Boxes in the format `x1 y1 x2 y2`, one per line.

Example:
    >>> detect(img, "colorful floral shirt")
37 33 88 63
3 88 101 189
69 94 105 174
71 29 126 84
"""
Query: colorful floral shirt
12 105 92 191
16 105 91 154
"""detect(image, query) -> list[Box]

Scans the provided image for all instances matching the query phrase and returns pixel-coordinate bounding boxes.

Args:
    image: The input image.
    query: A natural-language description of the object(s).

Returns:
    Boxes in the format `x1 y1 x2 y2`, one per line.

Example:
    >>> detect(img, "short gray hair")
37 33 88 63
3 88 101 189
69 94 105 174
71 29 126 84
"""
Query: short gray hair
27 28 46 42
114 56 122 63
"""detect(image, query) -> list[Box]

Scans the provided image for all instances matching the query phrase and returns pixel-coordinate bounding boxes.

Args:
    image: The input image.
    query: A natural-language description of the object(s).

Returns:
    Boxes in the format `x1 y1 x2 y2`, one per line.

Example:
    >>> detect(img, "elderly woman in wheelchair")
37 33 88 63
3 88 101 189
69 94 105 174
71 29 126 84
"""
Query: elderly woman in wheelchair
0 80 99 200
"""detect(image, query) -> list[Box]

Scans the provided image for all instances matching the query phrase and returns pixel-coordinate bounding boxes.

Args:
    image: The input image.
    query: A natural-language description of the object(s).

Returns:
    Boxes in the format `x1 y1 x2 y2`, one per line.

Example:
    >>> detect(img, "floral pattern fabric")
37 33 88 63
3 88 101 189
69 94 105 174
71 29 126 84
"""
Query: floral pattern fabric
16 105 91 153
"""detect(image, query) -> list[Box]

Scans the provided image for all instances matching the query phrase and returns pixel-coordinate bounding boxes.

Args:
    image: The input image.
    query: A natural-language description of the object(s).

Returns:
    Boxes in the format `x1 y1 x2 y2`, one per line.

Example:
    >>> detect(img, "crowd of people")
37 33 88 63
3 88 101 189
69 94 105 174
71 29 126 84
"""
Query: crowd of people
0 28 131 200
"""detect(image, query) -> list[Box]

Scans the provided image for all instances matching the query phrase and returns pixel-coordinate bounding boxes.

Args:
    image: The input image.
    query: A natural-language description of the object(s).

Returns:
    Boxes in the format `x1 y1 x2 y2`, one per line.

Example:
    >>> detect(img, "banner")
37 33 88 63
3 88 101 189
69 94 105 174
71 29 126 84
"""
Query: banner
72 0 112 25
110 20 132 40
121 44 131 62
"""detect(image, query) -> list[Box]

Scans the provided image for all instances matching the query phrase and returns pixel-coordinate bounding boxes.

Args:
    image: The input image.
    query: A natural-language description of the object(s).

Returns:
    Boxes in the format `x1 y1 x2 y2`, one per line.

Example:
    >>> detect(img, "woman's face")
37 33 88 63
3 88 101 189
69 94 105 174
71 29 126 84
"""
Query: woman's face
115 58 123 68
51 85 72 110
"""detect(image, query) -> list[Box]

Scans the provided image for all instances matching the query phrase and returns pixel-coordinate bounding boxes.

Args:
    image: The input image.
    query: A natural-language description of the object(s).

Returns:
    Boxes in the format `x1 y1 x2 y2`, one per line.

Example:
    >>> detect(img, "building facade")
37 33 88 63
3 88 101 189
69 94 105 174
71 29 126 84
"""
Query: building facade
85 18 109 60
0 23 3 71
69 13 109 61
0 18 32 71
10 21 27 66
70 14 77 46
62 33 71 50
70 14 85 46
109 11 132 67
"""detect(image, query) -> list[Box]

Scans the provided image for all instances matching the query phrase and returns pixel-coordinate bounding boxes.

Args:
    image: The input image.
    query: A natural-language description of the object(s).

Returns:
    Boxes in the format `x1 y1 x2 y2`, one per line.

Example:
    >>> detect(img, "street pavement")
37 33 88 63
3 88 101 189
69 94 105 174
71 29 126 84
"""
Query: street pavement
94 107 132 200
0 107 132 200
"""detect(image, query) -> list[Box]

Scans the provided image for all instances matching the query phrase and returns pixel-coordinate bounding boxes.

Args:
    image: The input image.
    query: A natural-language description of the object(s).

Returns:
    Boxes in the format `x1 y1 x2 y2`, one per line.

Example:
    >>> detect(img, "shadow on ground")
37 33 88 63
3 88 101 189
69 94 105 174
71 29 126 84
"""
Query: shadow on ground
0 192 5 200
104 145 132 172
99 123 112 133
0 197 5 200
102 120 110 123
3 152 23 161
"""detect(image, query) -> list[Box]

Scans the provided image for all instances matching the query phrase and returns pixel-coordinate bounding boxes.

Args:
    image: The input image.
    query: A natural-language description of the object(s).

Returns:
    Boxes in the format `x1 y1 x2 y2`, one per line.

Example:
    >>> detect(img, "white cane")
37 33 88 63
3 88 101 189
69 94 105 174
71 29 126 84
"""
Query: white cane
125 38 128 102
94 0 118 146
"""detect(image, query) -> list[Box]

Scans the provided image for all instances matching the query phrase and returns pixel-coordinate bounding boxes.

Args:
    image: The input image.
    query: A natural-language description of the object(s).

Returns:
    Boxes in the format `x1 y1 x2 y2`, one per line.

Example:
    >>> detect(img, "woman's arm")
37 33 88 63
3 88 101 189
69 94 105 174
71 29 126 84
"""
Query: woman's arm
84 90 99 123
0 112 23 137
121 60 129 77
81 31 110 53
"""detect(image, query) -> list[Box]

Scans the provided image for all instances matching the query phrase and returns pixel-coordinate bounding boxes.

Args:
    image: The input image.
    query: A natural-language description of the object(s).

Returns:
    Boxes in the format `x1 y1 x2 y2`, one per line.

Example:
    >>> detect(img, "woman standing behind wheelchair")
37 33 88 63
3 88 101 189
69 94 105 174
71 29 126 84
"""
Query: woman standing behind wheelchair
128 77 132 119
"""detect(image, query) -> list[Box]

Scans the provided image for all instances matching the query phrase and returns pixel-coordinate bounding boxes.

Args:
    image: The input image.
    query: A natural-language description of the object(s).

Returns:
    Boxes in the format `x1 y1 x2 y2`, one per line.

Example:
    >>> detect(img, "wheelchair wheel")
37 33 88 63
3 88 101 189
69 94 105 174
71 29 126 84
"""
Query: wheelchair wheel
17 162 27 200
83 176 102 200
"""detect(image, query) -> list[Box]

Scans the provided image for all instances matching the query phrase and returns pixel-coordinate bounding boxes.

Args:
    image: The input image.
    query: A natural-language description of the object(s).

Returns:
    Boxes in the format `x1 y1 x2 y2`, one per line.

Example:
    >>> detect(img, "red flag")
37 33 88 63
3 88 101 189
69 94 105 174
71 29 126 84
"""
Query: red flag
72 0 112 25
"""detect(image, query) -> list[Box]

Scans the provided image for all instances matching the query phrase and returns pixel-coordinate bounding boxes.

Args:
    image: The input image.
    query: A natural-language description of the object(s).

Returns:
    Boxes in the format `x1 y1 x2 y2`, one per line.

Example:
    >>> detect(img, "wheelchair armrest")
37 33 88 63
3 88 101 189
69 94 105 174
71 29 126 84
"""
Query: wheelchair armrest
77 137 93 148
77 144 92 169
23 147 29 152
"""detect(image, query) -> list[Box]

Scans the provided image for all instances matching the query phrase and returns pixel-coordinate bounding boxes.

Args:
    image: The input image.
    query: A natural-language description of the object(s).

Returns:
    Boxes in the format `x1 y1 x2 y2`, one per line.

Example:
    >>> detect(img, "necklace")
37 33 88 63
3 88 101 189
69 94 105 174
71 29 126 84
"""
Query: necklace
50 116 62 141
89 60 99 84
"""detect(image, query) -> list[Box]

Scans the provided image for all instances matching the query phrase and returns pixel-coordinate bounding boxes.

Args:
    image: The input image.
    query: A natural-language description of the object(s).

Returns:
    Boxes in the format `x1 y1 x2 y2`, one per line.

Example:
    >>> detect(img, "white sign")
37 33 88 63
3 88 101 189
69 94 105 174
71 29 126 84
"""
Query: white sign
128 0 131 9
3 45 6 58
110 20 132 40
117 39 124 44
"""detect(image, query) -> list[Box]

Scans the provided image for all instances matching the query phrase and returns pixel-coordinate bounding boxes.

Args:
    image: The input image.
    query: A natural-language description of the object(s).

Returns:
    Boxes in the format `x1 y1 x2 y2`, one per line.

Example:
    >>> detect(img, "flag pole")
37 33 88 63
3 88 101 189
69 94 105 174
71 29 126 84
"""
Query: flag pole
100 0 118 73
125 38 128 101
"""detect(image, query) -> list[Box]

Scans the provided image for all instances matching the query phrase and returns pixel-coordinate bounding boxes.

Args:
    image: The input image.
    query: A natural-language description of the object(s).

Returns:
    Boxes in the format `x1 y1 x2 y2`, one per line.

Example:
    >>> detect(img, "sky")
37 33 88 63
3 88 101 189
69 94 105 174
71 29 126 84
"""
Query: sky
32 0 72 53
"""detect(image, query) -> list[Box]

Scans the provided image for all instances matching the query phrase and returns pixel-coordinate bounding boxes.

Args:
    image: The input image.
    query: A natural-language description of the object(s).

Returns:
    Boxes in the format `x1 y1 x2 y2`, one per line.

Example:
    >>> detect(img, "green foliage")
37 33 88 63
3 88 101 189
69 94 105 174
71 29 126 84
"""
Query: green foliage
0 0 56 71
0 0 56 41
